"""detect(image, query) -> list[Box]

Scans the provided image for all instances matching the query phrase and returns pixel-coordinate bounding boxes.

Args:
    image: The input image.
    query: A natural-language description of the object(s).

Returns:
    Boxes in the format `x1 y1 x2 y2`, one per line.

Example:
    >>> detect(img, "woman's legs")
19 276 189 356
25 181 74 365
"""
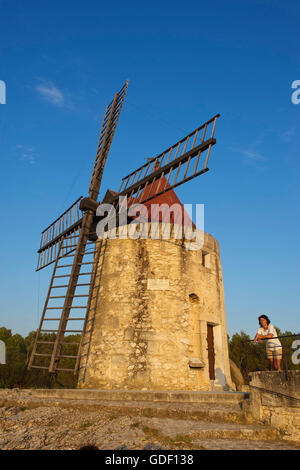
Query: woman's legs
268 355 274 370
274 349 282 371
267 351 274 370
267 348 282 371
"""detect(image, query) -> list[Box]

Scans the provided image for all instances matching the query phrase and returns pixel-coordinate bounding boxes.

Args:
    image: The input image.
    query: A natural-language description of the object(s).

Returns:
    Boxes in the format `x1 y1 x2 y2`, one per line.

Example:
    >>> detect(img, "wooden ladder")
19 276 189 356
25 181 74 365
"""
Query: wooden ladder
28 235 107 375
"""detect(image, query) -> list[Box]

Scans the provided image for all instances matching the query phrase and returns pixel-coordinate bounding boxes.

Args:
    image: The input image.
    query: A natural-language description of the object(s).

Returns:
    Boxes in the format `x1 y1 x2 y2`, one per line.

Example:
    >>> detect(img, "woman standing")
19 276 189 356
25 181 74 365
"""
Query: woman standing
253 315 282 371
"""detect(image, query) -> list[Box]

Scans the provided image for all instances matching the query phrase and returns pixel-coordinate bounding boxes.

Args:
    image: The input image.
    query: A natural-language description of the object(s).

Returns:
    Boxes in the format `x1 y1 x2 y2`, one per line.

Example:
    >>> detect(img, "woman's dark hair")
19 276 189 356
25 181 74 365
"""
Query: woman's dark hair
258 315 270 326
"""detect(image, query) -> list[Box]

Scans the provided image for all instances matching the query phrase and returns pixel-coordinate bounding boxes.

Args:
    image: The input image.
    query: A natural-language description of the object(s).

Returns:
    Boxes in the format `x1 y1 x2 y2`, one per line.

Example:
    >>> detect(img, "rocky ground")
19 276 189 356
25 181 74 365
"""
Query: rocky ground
1 404 300 450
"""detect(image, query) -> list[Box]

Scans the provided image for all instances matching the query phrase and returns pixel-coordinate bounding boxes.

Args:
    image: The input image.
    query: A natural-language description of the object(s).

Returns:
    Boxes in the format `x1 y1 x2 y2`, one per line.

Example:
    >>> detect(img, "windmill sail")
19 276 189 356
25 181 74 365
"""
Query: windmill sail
37 197 83 271
35 81 129 272
107 114 220 216
28 81 129 374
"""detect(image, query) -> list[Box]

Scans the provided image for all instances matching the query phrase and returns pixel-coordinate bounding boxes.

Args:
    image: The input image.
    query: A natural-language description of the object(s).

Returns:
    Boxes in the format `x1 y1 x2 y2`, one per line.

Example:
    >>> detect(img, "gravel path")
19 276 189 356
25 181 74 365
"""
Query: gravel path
1 405 299 450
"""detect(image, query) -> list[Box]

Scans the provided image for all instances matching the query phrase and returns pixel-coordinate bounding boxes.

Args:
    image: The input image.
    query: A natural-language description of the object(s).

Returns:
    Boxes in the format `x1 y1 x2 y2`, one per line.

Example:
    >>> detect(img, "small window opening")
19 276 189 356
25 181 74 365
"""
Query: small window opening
189 293 199 303
202 251 210 268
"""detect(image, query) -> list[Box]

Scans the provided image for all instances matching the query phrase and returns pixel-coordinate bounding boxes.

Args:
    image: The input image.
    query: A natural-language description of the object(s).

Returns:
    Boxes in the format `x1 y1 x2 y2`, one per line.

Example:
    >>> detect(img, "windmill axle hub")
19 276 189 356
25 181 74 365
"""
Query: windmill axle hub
79 197 100 213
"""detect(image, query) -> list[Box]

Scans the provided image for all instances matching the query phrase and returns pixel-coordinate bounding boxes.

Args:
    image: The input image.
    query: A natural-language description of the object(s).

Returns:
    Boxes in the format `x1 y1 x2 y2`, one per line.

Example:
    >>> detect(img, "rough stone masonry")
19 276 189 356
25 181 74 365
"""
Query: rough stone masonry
78 225 234 392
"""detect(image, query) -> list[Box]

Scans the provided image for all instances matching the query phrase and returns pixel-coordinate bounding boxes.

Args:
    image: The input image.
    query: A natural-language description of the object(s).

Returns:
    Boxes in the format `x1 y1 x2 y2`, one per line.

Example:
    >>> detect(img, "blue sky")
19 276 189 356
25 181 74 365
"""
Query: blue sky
0 0 299 339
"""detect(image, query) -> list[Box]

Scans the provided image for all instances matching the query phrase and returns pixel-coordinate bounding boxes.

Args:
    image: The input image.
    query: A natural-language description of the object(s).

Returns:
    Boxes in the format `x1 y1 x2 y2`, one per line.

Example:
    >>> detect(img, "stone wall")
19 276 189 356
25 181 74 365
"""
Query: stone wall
248 371 300 442
78 225 234 391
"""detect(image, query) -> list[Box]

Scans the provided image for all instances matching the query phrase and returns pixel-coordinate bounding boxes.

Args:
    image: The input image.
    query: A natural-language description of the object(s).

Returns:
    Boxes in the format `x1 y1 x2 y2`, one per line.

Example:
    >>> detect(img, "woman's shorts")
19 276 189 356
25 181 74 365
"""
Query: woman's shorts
266 347 282 359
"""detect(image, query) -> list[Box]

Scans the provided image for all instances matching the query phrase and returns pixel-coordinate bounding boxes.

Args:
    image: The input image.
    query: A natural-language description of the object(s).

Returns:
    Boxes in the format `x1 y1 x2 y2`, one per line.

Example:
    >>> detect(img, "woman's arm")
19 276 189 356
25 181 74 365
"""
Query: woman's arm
253 333 260 343
254 333 273 343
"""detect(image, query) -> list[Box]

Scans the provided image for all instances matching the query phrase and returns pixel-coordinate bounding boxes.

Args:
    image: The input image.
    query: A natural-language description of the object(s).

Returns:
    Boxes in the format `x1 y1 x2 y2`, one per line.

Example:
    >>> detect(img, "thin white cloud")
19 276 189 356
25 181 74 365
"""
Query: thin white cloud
15 145 37 164
281 127 296 143
36 81 64 107
252 128 273 147
229 146 266 162
239 149 265 161
229 130 272 164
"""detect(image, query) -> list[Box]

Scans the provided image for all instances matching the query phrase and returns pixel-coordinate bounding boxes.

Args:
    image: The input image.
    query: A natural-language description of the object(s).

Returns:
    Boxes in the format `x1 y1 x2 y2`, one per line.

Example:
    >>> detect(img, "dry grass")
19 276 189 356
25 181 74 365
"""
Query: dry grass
141 425 205 450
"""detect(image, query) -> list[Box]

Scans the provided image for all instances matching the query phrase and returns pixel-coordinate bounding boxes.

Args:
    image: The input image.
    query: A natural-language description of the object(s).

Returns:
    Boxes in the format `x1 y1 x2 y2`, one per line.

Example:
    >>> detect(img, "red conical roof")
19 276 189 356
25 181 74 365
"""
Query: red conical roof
128 176 195 228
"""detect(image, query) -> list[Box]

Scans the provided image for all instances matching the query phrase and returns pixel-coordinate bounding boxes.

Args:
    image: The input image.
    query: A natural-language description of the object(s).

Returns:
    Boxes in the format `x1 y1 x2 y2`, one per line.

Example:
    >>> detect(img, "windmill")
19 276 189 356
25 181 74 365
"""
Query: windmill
28 81 220 383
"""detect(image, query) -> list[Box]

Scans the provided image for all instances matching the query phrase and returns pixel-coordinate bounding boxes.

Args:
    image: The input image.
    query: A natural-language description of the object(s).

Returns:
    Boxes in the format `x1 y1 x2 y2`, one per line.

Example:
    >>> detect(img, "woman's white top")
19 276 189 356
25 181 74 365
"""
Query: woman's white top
257 324 282 349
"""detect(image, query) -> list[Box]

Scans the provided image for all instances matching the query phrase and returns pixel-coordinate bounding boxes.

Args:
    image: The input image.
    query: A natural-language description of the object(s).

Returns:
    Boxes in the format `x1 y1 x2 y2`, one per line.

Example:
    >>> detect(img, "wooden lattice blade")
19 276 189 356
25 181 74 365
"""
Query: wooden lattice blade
39 83 128 373
112 114 220 210
36 80 129 272
37 197 83 271
89 80 129 201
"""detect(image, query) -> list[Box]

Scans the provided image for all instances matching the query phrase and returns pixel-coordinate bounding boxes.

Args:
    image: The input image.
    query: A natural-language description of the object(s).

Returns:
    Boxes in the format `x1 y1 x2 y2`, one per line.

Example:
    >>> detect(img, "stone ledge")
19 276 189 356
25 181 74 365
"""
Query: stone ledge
249 371 300 400
0 388 249 405
248 371 300 442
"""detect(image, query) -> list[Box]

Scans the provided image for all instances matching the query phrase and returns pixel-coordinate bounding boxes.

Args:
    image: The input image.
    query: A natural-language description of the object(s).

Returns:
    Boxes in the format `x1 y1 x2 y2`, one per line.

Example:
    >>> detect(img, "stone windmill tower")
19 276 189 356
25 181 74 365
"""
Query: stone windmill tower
28 82 234 392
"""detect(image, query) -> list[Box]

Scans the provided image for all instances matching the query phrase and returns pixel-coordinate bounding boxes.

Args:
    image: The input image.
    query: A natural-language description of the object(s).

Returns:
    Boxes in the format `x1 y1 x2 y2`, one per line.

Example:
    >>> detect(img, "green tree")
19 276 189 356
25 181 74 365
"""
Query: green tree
0 328 27 388
229 328 300 383
0 327 80 389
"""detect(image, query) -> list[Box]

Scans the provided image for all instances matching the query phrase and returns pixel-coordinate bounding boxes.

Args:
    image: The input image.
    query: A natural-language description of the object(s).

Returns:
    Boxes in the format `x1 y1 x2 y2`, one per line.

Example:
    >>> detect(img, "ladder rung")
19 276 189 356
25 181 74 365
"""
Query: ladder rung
62 342 80 345
56 264 75 268
46 306 87 310
60 250 100 259
63 330 83 333
51 283 91 288
30 366 50 370
34 353 52 357
57 261 95 268
45 307 63 310
37 341 55 344
44 317 86 321
40 329 59 332
41 329 83 333
49 294 89 299
53 272 92 278
59 355 77 359
61 244 79 249
62 241 94 249
53 275 71 278
55 368 77 372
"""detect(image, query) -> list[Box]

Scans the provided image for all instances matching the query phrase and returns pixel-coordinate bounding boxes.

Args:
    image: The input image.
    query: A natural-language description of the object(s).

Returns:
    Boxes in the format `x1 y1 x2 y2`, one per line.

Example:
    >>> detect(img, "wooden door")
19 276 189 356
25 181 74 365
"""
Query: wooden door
207 324 215 380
